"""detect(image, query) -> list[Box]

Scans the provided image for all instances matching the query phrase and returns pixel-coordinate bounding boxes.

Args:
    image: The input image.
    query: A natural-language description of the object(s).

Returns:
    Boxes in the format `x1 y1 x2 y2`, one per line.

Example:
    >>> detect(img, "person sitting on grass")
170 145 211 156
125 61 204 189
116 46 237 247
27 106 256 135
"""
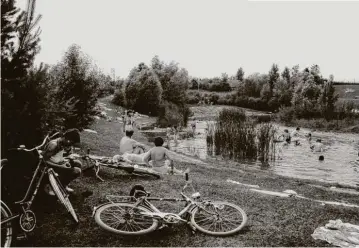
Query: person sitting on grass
119 130 146 154
143 137 183 175
43 129 82 194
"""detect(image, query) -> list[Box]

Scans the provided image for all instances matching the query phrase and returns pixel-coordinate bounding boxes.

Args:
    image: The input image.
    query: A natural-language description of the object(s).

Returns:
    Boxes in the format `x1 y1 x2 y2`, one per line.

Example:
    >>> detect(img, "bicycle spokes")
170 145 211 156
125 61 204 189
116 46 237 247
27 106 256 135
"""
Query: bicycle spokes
100 205 154 232
194 204 245 233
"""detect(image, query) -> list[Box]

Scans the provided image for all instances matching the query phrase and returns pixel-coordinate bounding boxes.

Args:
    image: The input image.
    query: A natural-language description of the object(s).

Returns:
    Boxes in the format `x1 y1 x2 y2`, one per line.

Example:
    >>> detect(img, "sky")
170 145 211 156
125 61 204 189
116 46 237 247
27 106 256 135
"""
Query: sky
16 0 359 81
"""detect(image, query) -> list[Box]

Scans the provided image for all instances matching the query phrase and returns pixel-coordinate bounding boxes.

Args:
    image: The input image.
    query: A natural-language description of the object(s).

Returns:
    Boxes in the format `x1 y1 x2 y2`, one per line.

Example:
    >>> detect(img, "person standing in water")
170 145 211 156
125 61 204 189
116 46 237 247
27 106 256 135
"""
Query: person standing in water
173 125 178 145
310 139 325 152
291 127 302 145
191 119 197 137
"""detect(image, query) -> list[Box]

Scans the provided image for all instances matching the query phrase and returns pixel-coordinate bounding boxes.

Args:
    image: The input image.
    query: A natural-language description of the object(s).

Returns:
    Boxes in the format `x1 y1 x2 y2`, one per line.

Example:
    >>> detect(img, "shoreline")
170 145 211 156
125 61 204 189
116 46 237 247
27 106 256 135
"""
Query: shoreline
20 96 359 247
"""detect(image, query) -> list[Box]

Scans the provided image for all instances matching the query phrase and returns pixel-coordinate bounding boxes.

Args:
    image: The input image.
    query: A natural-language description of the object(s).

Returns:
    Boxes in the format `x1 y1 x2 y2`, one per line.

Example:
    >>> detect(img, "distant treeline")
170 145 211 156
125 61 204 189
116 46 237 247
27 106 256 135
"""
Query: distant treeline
333 82 359 85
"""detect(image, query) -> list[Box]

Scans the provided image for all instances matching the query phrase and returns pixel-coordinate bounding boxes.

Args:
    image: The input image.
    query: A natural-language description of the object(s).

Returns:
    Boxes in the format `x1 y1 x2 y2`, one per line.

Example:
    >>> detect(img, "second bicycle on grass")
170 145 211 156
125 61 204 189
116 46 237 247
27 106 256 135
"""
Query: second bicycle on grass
92 170 248 236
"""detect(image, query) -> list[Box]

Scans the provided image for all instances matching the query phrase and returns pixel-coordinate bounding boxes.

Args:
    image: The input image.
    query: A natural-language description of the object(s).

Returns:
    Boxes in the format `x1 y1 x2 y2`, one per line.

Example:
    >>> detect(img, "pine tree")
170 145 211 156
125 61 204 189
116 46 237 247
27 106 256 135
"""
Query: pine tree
236 67 244 81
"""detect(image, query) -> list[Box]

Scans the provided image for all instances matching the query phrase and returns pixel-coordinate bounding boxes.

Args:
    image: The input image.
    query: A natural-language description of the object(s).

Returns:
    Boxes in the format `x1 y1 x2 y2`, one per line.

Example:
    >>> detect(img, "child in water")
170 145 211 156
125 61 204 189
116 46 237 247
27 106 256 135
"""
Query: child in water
143 137 183 175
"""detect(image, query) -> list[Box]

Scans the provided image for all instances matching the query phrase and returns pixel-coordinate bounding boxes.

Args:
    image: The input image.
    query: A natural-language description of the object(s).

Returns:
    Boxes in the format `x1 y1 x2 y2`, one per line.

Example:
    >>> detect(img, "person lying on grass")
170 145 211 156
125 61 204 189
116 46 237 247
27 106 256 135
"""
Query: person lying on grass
143 137 184 175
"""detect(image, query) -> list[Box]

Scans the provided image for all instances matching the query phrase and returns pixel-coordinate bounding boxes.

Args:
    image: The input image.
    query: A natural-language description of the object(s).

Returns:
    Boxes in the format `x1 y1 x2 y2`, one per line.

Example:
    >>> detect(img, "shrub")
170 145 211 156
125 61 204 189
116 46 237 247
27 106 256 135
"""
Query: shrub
112 88 126 106
157 101 191 127
277 106 295 124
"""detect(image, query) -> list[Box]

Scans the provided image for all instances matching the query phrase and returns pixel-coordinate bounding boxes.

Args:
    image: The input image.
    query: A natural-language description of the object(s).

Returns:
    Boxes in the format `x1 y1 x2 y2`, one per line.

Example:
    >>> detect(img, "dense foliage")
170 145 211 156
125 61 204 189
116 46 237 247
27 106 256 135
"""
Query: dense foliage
113 56 191 127
1 0 113 154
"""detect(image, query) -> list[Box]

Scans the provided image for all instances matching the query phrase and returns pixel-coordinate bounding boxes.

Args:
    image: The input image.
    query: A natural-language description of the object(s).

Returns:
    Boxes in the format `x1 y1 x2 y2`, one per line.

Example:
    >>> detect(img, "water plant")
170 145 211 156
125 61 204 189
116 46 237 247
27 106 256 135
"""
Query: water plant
206 109 277 163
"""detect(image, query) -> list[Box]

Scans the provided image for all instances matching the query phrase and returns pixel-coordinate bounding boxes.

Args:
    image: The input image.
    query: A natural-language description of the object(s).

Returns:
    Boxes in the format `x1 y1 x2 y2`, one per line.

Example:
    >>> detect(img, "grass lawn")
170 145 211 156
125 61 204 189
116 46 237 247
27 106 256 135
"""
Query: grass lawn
18 96 359 247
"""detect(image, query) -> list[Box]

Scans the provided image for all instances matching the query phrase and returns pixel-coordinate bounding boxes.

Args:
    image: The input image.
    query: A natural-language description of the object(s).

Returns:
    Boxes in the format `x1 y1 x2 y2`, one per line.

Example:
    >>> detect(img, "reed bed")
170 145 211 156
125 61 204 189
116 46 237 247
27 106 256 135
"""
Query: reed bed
206 109 277 163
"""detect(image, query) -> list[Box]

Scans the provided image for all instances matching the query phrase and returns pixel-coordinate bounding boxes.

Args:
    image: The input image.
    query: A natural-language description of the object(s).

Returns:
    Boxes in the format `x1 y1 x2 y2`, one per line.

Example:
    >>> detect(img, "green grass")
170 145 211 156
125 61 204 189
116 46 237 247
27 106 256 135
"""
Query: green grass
17 96 359 247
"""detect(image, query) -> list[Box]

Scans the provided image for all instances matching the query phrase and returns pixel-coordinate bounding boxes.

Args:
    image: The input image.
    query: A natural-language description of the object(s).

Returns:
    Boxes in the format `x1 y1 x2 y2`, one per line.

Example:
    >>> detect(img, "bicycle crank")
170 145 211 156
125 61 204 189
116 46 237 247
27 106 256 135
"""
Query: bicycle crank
19 210 36 232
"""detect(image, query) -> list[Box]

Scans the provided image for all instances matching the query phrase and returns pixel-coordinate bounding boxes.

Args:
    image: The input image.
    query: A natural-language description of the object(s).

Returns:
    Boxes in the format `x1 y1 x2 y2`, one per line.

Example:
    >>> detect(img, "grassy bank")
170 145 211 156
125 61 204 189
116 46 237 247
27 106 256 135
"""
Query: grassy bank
17 97 359 247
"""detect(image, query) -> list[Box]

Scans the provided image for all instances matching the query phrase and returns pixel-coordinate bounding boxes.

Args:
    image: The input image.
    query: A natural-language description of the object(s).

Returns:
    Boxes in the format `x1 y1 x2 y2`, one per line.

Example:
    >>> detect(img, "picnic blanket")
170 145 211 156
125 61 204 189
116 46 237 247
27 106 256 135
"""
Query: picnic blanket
312 219 359 247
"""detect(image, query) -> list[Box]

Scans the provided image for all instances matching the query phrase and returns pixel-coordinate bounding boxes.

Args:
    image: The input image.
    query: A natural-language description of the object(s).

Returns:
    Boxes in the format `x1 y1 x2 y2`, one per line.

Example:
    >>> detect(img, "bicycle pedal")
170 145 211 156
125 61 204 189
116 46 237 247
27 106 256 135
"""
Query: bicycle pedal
158 224 168 230
17 233 28 241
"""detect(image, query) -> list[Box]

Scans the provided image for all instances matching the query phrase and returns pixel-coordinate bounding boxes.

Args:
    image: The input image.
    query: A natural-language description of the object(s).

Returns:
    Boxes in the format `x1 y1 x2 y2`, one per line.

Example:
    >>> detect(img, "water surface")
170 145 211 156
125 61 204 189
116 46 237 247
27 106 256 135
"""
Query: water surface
169 121 359 187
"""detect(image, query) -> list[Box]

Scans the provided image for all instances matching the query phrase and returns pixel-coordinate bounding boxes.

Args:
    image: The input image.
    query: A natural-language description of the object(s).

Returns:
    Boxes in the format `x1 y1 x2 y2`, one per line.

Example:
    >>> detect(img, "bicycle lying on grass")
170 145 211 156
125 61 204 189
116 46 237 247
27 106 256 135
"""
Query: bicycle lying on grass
92 170 248 236
1 133 78 247
72 149 161 181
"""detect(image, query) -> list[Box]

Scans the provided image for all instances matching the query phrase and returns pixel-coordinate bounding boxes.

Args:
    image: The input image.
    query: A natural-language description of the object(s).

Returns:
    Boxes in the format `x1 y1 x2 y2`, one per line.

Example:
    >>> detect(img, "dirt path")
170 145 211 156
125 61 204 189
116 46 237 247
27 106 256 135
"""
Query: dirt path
88 96 208 166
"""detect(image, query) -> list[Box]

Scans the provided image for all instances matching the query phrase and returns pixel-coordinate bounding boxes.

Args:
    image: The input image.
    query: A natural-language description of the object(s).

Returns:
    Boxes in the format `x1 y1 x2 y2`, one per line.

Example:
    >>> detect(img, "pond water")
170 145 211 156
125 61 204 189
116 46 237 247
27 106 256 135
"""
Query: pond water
168 121 359 187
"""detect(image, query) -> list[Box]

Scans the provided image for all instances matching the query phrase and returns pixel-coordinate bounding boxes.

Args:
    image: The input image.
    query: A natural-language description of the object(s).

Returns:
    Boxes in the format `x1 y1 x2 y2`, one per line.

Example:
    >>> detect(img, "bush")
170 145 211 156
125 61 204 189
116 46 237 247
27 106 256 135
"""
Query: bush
157 101 191 127
186 91 201 104
112 88 126 106
277 106 295 124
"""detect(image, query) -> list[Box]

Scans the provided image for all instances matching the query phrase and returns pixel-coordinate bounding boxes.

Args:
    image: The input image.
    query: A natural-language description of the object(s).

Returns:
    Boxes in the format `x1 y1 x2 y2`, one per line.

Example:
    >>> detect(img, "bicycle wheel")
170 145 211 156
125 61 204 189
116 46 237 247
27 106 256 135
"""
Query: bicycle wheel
191 201 247 236
94 202 158 235
1 201 13 247
48 170 79 223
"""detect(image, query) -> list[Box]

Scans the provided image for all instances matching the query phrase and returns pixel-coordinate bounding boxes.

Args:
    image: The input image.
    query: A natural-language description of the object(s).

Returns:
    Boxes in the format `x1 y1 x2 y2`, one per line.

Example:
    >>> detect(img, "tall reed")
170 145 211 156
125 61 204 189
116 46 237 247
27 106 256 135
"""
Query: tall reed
206 108 277 163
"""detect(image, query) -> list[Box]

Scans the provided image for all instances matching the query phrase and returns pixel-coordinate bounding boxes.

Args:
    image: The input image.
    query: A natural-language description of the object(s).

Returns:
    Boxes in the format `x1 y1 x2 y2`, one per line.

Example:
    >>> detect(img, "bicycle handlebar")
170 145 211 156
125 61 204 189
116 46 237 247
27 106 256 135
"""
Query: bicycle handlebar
22 132 60 152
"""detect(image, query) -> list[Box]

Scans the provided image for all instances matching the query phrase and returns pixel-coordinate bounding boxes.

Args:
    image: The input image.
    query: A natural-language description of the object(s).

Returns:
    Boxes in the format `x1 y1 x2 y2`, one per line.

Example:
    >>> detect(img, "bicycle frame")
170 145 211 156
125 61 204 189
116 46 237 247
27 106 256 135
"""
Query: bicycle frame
131 195 199 224
100 178 204 225
1 133 58 226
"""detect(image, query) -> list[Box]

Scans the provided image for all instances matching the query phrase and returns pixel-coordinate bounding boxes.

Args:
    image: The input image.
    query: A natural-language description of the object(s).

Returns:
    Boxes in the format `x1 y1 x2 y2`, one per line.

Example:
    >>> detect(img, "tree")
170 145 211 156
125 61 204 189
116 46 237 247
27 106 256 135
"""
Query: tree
133 67 163 115
221 73 229 83
319 74 338 120
281 67 291 84
151 56 188 106
53 44 99 129
125 63 147 109
1 0 44 153
268 64 279 97
310 64 324 85
236 67 244 81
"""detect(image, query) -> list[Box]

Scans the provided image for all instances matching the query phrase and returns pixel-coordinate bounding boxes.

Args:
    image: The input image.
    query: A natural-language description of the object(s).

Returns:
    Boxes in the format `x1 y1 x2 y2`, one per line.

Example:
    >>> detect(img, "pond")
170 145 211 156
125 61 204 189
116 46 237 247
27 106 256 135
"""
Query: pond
168 121 359 188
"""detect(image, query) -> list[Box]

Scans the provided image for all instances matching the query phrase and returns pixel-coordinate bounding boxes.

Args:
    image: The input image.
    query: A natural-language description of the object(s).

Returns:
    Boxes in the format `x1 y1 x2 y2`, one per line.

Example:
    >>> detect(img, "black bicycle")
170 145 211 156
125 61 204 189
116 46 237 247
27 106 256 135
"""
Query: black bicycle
1 133 78 247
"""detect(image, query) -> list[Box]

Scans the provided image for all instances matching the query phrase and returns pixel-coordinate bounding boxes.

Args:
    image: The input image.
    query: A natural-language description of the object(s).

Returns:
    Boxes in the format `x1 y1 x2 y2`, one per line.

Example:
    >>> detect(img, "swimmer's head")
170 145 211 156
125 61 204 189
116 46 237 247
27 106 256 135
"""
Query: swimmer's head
284 129 289 133
296 127 300 131
319 155 324 161
154 137 164 147
316 139 322 143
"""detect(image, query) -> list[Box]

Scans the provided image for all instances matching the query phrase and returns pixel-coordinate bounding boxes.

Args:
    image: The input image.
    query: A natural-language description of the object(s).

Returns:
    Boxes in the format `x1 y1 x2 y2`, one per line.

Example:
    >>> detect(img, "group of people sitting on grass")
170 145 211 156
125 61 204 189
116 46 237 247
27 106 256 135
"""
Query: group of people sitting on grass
42 124 184 195
117 129 183 175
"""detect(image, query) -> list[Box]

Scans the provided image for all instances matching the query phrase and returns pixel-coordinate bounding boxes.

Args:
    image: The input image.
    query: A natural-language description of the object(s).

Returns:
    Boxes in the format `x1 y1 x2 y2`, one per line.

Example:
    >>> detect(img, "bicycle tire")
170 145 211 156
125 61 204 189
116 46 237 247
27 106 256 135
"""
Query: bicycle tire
191 201 247 236
94 202 158 235
48 170 79 223
1 201 13 247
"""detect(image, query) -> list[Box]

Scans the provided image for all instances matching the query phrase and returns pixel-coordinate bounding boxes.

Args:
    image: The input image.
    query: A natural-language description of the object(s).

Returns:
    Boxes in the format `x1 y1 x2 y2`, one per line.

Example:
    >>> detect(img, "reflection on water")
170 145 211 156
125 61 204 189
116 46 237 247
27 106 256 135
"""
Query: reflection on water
169 121 359 187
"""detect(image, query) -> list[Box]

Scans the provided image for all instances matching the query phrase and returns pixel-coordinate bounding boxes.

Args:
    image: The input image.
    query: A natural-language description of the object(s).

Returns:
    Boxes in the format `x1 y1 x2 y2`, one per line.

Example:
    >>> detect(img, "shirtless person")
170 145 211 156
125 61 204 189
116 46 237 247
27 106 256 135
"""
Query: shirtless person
119 130 146 154
310 139 325 152
143 137 183 175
